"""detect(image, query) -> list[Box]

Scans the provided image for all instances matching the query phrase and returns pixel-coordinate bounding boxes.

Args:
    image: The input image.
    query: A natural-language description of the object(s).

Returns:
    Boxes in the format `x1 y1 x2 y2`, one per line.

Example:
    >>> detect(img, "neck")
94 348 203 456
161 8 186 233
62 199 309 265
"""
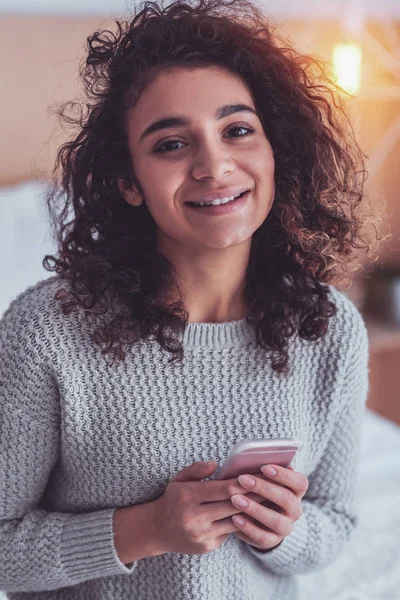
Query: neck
158 238 252 324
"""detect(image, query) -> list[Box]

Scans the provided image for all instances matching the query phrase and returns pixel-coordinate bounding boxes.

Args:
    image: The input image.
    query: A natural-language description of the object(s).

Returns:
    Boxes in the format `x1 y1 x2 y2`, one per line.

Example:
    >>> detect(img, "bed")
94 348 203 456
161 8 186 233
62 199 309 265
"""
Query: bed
298 408 400 600
1 10 400 600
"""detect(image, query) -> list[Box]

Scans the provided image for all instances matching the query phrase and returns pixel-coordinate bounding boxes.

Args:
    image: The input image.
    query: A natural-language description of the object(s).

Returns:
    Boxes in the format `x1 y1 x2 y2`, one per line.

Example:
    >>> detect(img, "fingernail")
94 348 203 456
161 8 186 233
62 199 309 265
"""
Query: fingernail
238 474 256 488
262 466 277 476
232 515 245 527
231 494 249 508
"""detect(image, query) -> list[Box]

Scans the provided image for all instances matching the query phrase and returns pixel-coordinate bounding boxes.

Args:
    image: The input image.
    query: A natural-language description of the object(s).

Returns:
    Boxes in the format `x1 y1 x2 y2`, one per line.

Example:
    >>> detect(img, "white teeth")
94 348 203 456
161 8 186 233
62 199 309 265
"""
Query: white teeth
191 192 243 207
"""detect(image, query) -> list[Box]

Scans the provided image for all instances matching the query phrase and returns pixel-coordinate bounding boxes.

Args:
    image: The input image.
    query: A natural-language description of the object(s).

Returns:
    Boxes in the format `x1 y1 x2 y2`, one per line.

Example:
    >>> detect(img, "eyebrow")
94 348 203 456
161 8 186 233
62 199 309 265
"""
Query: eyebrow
138 103 258 143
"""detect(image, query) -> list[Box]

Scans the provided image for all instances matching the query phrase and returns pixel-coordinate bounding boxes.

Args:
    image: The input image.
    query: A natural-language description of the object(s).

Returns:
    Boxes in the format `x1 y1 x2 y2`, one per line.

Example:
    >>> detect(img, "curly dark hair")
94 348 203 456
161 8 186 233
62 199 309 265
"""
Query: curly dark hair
43 0 387 374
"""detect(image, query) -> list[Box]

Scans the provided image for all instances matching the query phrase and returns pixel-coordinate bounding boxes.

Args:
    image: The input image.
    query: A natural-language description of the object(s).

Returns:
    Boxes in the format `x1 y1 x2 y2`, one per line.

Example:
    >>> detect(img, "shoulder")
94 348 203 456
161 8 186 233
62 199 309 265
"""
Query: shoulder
325 283 369 363
1 275 64 323
325 283 368 340
0 276 67 357
0 277 66 421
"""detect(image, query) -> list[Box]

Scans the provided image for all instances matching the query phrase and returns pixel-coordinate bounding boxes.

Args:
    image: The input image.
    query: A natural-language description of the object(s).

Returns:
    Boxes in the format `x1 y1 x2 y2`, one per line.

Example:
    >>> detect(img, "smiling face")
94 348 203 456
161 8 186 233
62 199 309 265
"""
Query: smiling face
118 65 275 257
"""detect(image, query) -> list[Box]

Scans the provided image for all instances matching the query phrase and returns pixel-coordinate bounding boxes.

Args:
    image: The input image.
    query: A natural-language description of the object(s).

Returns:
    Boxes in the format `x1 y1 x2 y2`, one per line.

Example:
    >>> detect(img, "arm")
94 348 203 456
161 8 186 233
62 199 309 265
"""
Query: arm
0 298 150 593
246 304 369 575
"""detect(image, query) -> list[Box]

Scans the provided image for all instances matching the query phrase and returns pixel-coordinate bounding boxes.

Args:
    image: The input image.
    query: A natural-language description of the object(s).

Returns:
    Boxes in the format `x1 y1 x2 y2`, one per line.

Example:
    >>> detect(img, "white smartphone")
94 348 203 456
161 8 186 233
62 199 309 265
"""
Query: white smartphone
213 438 302 480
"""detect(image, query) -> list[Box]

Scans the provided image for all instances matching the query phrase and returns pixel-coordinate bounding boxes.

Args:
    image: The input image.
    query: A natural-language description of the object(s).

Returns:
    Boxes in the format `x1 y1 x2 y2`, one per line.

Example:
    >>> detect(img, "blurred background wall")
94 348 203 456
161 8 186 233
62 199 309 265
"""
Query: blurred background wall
0 0 399 423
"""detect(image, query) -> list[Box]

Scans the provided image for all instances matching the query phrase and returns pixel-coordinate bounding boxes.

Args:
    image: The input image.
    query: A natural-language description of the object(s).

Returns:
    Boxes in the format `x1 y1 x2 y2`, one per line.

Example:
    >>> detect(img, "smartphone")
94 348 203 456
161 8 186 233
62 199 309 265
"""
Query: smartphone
213 438 302 480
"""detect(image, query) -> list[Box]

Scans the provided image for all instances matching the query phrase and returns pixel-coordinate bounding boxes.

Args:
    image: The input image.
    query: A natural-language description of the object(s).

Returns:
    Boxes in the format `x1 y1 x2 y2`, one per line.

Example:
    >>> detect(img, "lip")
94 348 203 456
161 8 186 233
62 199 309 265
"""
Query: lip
184 189 250 216
185 186 250 205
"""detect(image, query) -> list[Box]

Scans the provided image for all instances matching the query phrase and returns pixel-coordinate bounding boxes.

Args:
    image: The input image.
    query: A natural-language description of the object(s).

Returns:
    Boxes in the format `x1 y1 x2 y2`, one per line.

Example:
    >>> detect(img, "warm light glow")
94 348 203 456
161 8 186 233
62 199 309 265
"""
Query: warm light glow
332 43 362 96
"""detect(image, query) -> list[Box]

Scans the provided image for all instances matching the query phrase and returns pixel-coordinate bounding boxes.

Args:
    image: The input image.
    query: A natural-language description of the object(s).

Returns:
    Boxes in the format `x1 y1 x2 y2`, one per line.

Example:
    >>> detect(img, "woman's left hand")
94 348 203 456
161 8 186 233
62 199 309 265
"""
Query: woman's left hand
230 465 309 551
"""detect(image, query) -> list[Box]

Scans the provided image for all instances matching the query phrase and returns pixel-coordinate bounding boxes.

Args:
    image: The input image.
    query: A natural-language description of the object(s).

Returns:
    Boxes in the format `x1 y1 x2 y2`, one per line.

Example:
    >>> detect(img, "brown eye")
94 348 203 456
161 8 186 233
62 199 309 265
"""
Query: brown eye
154 139 185 153
226 126 255 138
153 125 255 154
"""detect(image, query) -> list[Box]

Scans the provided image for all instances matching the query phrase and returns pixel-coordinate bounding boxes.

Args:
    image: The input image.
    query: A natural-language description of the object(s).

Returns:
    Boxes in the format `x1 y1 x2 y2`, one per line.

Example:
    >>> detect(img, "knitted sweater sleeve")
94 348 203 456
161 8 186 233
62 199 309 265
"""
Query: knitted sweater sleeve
246 299 369 575
0 298 137 593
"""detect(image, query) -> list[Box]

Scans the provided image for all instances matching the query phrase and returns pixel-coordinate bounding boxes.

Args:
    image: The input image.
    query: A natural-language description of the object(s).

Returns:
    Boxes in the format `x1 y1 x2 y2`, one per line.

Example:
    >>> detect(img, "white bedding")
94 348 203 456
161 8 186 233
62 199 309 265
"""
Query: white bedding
298 409 400 600
1 181 400 598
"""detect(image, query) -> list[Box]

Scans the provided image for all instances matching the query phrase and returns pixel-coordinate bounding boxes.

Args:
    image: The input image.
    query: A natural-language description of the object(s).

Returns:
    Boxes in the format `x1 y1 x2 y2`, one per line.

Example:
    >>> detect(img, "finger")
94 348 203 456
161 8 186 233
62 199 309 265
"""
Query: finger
243 511 276 528
200 492 279 526
241 474 271 504
231 494 293 538
243 491 268 504
194 475 269 504
231 512 283 549
198 479 284 526
200 496 263 524
236 475 302 518
244 473 290 512
212 514 247 538
234 530 268 547
244 477 283 508
259 465 309 498
204 496 282 528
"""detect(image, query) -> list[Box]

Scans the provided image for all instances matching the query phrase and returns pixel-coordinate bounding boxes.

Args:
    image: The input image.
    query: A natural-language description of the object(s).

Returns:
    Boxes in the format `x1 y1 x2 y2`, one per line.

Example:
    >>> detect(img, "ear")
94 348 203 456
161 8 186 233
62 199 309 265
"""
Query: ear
117 178 143 207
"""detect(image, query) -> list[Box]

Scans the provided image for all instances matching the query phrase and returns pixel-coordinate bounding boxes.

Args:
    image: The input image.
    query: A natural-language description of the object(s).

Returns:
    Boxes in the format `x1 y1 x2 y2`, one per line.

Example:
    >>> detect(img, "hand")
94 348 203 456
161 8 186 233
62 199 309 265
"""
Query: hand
151 460 275 557
230 465 309 551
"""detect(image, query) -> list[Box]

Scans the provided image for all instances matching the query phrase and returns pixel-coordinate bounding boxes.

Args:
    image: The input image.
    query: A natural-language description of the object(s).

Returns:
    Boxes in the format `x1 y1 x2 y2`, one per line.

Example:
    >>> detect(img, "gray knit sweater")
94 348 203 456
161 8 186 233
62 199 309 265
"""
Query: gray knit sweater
0 276 369 600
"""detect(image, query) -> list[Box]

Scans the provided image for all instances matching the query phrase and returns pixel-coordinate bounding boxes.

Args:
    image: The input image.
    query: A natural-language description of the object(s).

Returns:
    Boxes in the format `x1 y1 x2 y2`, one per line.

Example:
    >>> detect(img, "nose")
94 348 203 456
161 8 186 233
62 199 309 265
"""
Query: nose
190 139 235 181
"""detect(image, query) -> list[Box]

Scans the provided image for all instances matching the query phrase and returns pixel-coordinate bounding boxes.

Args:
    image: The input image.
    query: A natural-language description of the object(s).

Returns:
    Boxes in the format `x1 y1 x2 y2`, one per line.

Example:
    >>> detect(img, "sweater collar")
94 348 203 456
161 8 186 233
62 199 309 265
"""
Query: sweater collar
182 317 256 348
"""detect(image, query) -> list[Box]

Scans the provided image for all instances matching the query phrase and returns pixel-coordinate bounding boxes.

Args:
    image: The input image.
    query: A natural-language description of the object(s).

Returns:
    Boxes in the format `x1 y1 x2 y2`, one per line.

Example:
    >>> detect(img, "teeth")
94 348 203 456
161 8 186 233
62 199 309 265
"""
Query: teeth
191 192 243 207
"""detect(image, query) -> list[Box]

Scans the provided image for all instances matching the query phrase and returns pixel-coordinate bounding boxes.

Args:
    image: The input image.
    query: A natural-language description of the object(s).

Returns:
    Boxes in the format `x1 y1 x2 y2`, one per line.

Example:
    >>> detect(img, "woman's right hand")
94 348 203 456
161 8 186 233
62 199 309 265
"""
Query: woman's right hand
150 460 266 556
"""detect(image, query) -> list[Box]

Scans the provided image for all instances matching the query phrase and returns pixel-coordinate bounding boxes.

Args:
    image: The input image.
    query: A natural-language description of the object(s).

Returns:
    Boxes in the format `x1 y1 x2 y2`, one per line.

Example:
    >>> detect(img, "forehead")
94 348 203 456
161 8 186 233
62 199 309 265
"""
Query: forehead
127 66 255 127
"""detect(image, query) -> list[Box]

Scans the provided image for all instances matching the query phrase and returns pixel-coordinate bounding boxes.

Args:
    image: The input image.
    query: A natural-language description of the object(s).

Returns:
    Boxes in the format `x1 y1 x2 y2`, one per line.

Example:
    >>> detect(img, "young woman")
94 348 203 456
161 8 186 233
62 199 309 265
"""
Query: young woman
0 0 385 598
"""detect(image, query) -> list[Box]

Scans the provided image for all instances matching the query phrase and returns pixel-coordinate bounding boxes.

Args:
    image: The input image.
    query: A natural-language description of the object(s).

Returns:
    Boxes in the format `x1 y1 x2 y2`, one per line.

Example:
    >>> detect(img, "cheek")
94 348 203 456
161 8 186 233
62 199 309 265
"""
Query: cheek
252 145 275 179
145 195 176 228
135 163 177 214
141 181 185 234
145 153 185 190
239 140 274 189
